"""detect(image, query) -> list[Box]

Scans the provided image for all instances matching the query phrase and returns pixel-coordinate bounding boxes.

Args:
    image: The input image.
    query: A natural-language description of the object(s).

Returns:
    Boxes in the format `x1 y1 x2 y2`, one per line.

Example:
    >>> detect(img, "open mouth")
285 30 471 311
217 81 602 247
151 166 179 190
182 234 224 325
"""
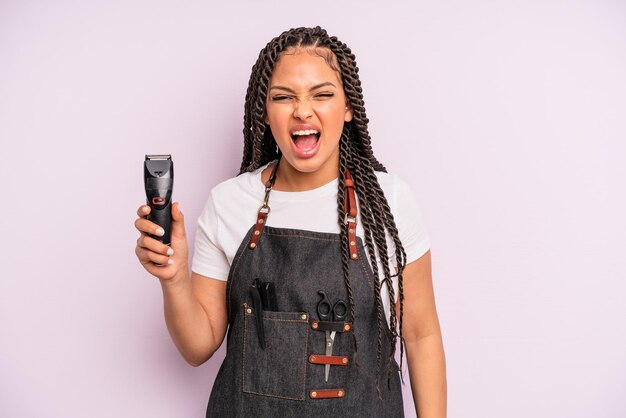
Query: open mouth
290 129 321 151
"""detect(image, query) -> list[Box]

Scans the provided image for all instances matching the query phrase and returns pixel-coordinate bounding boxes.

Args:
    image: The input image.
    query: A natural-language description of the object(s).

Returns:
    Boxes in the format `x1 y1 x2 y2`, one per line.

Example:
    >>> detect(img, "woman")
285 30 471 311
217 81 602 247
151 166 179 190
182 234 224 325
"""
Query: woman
134 26 446 417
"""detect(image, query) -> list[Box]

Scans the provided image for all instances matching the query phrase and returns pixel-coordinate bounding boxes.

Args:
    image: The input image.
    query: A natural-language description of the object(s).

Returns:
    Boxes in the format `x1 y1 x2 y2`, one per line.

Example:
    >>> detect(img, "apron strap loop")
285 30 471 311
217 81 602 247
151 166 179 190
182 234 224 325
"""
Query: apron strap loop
344 169 359 260
248 161 279 250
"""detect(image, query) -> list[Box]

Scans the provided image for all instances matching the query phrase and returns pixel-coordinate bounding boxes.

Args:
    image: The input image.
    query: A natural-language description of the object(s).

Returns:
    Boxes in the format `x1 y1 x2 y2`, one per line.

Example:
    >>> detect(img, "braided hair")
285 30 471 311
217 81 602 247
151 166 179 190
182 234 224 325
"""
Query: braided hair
238 26 408 396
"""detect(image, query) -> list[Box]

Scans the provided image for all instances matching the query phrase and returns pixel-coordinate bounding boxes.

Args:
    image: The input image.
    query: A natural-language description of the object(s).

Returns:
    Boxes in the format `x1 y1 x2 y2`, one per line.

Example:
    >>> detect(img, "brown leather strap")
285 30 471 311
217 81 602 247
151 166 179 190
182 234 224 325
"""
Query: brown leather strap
309 389 346 399
310 321 352 333
249 162 360 258
248 210 267 249
308 354 349 366
344 169 359 260
248 161 279 250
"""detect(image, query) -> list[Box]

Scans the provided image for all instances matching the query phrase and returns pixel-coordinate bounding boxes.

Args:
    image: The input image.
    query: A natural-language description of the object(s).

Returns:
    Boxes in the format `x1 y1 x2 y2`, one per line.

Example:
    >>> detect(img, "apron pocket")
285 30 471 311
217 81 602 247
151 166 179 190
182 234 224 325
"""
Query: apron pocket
242 307 309 400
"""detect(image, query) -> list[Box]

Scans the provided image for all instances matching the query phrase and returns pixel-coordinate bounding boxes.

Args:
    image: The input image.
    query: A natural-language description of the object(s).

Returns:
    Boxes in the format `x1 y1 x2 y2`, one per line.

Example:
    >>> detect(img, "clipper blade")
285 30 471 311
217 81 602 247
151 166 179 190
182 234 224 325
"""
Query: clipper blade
145 154 171 161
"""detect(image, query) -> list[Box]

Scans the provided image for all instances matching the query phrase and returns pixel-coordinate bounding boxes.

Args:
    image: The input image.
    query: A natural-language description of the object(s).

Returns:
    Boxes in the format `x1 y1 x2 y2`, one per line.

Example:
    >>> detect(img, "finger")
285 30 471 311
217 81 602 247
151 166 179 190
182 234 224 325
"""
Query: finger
171 202 187 239
137 204 151 218
135 246 163 274
137 234 174 256
135 246 173 267
134 217 165 237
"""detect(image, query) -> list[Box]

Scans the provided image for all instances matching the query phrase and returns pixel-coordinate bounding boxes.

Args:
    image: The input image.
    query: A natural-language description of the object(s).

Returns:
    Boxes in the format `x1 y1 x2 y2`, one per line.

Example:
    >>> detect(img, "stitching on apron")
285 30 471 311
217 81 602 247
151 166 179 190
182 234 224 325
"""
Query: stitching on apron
358 255 376 292
241 305 248 394
244 315 308 324
302 316 309 398
227 229 253 311
264 231 340 242
241 311 308 401
242 389 305 402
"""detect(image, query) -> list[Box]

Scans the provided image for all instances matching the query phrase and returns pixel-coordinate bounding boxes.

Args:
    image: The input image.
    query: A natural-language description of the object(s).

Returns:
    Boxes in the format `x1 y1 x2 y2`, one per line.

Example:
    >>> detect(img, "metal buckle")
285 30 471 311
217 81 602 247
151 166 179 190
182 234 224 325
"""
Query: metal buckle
258 204 271 215
262 187 272 206
344 214 356 224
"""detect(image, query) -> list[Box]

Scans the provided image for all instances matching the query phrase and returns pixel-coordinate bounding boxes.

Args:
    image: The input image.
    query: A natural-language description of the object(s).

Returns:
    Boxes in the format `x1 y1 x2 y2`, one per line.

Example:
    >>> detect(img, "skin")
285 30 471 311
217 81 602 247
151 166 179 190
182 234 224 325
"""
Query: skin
264 47 353 191
397 254 448 417
134 47 446 417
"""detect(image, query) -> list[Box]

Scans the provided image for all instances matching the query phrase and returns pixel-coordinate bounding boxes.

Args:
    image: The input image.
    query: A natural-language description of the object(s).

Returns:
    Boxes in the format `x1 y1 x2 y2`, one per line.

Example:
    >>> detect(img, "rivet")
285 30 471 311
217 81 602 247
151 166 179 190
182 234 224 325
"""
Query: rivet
312 322 318 329
349 228 354 234
338 390 344 397
342 357 348 364
254 230 260 236
250 243 257 248
344 324 351 331
311 391 318 398
258 218 264 224
352 253 357 258
301 313 307 320
350 240 355 246
246 308 252 314
311 356 316 362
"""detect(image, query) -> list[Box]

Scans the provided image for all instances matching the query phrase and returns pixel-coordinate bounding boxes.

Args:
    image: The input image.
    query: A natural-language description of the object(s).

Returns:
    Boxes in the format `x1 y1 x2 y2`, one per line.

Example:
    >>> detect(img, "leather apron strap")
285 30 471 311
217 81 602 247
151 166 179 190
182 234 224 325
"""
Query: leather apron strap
247 159 359 260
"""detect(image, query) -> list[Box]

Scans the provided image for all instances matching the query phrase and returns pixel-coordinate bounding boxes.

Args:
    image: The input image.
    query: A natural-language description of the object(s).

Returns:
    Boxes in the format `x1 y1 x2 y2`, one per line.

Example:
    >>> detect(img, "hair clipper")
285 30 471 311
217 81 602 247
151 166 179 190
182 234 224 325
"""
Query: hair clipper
144 155 174 245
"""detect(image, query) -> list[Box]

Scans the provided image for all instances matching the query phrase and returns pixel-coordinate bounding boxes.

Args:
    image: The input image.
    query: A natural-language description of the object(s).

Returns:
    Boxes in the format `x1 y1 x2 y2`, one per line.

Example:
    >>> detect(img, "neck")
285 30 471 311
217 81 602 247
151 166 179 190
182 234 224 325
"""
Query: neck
270 157 339 192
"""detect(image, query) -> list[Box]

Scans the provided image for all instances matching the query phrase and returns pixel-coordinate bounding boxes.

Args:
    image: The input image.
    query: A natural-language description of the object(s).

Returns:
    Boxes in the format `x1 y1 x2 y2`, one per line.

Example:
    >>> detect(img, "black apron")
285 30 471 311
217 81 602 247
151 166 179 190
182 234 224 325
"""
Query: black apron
206 161 404 417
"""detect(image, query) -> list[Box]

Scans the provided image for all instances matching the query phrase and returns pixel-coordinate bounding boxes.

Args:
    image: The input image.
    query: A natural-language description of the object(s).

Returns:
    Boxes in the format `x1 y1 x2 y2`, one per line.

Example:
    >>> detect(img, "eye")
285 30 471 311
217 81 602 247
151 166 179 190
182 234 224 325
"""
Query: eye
314 93 335 99
271 95 293 102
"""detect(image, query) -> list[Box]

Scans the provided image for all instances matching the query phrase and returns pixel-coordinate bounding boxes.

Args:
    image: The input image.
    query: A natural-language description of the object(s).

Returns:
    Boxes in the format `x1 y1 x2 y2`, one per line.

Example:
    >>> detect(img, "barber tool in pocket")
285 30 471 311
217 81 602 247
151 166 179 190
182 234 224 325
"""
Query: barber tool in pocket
249 279 279 349
241 307 309 400
316 290 348 382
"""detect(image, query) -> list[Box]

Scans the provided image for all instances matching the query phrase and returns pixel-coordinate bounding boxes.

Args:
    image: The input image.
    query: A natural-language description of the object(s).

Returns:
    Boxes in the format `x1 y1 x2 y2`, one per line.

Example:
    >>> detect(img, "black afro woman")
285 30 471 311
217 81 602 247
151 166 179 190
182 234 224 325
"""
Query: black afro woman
134 26 447 417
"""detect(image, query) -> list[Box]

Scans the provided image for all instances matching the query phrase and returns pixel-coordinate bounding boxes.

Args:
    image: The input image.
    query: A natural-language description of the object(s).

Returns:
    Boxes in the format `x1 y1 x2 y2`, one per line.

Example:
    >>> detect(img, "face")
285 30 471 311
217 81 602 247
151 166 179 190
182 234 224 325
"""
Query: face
265 48 353 178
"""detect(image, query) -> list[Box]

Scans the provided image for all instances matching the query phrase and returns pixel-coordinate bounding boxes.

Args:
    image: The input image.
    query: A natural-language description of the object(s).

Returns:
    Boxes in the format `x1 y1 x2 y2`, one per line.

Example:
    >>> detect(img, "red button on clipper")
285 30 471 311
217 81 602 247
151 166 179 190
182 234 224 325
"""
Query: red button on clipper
152 197 166 205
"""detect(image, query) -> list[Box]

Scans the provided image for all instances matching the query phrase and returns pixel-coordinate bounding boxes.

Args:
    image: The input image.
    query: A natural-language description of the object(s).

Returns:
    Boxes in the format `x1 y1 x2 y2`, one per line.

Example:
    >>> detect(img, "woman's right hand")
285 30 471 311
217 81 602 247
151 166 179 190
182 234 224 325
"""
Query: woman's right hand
134 202 225 364
134 201 189 283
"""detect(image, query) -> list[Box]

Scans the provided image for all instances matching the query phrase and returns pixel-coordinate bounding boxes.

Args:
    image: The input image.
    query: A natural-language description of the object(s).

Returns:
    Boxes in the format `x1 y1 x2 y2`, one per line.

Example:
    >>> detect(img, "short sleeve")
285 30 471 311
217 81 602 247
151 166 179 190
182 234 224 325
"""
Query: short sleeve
191 191 230 281
394 176 431 264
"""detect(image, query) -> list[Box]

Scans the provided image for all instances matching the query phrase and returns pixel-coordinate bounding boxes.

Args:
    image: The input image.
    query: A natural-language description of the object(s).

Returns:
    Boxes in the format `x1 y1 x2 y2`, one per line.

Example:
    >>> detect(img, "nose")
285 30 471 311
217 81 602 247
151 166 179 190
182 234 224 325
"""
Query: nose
293 98 313 120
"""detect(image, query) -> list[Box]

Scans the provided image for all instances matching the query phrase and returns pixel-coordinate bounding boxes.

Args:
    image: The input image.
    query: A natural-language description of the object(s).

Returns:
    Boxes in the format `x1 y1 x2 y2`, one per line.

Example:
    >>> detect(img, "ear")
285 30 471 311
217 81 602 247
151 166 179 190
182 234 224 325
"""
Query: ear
344 104 353 122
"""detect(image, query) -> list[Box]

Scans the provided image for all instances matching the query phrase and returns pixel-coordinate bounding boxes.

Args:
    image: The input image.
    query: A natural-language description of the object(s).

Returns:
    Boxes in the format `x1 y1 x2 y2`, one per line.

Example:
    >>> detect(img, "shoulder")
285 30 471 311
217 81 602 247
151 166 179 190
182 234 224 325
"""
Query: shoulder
211 170 256 198
374 170 431 263
197 162 276 231
208 163 270 204
371 170 412 212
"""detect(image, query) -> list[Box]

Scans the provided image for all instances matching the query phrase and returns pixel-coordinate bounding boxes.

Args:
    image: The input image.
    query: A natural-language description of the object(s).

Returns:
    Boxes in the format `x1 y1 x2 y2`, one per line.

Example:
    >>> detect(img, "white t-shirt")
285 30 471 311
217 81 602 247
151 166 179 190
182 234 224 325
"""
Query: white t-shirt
192 160 431 323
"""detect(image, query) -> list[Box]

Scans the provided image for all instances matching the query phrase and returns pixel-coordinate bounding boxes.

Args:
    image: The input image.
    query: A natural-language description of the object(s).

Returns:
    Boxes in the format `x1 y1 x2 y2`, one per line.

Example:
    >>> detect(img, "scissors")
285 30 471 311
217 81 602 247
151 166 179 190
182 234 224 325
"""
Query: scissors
317 290 348 382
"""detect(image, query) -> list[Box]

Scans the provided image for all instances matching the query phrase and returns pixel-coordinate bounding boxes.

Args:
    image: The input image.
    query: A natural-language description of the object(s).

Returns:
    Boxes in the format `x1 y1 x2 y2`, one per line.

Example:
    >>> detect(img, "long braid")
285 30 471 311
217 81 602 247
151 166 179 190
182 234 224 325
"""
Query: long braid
344 129 385 398
237 26 409 396
337 130 359 363
334 34 400 386
378 186 409 377
356 144 410 378
352 147 400 388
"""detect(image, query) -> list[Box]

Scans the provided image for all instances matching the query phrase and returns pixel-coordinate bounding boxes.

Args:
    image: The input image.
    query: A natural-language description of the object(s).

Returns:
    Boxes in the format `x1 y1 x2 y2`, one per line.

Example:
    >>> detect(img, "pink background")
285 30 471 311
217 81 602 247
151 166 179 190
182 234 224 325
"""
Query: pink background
2 1 625 417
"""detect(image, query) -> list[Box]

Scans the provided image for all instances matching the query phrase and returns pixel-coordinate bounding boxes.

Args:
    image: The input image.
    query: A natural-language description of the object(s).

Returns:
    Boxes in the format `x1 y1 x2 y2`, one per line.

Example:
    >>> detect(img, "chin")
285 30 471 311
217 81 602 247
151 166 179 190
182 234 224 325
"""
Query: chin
282 157 323 173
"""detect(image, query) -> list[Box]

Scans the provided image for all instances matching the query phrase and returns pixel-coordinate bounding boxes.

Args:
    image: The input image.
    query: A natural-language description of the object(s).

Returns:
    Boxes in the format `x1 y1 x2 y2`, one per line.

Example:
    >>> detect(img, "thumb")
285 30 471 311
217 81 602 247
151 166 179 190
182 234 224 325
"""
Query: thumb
171 201 187 238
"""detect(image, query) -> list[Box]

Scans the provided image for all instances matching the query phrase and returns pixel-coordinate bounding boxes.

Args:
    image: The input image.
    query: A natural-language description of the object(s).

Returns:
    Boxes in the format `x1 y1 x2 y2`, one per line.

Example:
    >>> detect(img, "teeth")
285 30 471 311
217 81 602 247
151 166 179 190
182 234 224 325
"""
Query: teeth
292 129 319 136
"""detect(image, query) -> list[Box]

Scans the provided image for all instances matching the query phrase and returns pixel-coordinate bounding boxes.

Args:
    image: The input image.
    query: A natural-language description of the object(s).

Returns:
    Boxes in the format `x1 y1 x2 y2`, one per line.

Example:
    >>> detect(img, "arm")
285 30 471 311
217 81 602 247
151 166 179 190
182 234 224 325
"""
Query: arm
398 250 447 417
135 202 229 366
160 272 228 366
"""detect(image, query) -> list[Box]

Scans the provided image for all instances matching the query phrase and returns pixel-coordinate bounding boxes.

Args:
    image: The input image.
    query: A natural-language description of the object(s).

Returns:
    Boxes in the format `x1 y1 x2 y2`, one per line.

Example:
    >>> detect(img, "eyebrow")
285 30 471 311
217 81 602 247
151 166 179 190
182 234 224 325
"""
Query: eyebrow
269 82 337 93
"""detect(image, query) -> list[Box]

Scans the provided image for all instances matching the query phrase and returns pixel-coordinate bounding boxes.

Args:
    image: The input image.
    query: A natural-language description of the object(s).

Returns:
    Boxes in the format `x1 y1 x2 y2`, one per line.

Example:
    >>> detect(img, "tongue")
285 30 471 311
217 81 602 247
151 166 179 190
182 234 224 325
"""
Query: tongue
293 135 318 150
